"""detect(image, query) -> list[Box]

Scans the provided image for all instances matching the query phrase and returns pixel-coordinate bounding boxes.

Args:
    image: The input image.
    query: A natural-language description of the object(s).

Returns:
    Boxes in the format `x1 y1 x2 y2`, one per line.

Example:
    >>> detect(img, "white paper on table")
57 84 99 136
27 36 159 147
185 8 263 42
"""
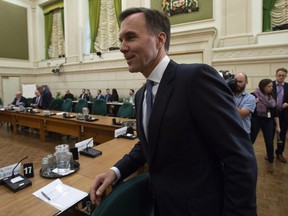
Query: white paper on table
33 178 88 212
52 168 75 176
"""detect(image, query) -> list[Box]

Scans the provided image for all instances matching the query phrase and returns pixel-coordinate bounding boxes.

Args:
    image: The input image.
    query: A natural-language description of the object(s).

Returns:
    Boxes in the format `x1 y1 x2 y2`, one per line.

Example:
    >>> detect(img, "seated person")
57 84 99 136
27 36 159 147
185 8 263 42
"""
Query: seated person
55 90 63 99
86 89 93 102
104 88 112 102
95 89 105 100
9 91 27 107
79 88 88 100
109 88 120 114
110 88 119 102
125 89 135 104
63 89 74 100
30 89 43 109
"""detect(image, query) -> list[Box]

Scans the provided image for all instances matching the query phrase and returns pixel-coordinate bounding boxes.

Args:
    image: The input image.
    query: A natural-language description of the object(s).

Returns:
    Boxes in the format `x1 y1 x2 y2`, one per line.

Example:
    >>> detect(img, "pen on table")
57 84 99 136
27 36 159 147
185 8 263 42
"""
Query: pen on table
41 191 51 201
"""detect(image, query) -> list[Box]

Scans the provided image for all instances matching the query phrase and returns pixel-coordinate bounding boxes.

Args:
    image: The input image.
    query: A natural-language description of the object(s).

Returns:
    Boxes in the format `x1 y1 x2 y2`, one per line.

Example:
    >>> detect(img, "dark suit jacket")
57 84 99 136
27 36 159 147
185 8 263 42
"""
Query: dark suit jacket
115 61 257 216
41 87 52 110
95 95 105 100
104 94 112 102
11 96 27 107
272 81 288 120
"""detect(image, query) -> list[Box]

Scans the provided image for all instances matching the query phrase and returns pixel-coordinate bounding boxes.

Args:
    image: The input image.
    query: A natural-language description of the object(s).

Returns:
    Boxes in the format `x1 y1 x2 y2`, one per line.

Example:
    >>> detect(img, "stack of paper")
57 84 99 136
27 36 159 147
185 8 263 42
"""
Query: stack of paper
33 179 88 212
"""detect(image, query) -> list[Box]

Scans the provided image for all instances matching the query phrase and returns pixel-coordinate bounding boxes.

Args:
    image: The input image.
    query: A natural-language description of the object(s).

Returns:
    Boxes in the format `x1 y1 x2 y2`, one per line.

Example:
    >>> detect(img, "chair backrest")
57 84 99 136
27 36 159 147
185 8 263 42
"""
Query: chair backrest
48 98 64 111
26 98 33 107
91 173 153 216
74 99 88 113
0 98 3 106
61 98 73 112
117 102 134 118
91 99 107 115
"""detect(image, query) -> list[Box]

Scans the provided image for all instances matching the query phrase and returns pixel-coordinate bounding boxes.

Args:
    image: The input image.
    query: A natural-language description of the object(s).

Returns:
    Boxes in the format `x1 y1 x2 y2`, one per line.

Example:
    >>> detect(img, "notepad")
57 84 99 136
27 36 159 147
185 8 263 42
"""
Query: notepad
33 178 88 212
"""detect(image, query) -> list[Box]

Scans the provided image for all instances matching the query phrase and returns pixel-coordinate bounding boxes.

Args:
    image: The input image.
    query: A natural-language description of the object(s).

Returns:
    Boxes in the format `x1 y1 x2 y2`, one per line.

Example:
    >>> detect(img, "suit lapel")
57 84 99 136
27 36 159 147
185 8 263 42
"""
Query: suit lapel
147 61 178 163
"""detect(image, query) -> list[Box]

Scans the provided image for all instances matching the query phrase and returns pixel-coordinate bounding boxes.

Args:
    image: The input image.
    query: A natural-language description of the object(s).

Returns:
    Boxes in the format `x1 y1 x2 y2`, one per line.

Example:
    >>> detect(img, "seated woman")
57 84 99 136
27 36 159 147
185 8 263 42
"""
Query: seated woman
109 88 119 114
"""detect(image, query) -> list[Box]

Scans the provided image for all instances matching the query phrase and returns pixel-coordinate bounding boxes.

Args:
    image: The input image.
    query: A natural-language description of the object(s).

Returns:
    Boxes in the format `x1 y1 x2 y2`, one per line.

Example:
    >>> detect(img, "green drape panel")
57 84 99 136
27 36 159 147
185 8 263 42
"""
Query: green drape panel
114 0 122 27
89 0 101 53
263 0 277 32
44 12 53 59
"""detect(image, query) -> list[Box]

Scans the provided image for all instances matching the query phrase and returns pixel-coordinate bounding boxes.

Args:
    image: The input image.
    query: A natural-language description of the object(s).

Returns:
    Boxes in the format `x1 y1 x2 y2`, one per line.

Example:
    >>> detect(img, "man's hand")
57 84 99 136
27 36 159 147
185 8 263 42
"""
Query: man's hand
90 169 117 206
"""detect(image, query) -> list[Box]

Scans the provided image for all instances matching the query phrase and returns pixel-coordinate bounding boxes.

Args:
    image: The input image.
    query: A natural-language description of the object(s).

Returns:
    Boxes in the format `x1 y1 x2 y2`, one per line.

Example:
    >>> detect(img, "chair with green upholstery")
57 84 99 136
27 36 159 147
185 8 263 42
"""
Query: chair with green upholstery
48 98 64 111
91 99 107 115
26 98 33 107
91 173 153 216
117 102 134 118
74 99 88 113
0 98 3 106
61 98 73 112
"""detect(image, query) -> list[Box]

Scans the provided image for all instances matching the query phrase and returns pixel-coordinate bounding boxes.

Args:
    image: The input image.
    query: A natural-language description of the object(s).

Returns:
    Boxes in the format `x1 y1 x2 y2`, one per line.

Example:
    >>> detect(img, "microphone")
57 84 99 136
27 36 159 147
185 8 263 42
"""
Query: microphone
11 156 28 178
79 135 102 158
3 156 32 192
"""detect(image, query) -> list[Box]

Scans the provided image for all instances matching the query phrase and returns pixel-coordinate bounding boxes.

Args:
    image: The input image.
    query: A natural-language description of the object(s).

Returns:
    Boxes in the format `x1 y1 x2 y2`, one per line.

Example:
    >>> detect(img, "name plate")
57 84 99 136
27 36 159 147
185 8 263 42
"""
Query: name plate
0 163 21 180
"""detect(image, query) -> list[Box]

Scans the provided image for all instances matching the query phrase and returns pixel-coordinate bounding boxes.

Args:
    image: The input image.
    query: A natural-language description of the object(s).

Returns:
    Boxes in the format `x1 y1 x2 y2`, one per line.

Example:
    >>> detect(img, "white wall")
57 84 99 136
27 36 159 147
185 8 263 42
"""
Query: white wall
0 0 288 99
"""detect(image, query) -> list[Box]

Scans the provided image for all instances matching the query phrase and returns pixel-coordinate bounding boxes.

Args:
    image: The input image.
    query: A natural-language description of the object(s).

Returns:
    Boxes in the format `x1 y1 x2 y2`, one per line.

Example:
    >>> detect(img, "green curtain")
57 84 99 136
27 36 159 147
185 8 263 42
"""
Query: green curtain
43 1 64 14
114 0 122 27
44 12 53 59
89 0 101 53
263 0 277 32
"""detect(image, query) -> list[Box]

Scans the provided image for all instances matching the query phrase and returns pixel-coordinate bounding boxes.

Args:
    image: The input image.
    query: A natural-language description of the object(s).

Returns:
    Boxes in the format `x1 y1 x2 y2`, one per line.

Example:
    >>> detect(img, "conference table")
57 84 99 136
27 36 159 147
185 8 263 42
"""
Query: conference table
0 109 135 143
0 138 139 216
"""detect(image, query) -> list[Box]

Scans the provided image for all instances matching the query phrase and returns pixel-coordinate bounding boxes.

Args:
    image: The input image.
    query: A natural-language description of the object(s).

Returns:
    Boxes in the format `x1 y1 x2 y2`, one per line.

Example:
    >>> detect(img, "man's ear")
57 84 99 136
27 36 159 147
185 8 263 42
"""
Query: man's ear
156 32 166 49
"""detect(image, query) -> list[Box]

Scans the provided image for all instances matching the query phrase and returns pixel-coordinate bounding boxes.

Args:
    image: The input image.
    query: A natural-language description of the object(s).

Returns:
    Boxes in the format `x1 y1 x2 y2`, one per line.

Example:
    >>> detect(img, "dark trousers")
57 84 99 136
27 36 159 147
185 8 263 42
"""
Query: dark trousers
275 111 288 155
250 116 274 163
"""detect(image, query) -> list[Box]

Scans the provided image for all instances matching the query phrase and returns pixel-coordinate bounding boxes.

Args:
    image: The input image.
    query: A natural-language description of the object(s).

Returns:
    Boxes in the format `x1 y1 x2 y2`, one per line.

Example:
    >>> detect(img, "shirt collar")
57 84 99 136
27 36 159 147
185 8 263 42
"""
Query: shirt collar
147 55 170 84
276 81 284 86
235 90 248 97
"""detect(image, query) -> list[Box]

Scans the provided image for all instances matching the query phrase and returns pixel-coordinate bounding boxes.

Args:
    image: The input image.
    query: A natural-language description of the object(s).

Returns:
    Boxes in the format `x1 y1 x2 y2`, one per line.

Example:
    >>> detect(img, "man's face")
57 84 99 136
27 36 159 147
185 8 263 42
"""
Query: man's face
234 74 247 93
119 13 159 77
275 70 287 84
15 93 21 99
35 90 40 97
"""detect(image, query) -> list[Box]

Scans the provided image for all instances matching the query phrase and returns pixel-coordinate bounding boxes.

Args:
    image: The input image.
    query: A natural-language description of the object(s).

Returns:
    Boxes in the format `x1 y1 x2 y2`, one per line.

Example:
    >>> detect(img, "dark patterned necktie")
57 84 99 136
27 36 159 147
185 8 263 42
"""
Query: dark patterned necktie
277 84 284 110
146 80 154 124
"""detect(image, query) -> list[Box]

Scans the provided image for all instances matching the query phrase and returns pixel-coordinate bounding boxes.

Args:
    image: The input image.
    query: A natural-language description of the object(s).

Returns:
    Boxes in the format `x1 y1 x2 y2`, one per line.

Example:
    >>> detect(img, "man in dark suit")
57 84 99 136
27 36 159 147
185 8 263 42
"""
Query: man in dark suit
30 89 43 109
272 67 288 163
104 88 112 102
90 8 257 216
63 89 74 100
39 85 52 110
95 89 105 100
9 91 27 107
